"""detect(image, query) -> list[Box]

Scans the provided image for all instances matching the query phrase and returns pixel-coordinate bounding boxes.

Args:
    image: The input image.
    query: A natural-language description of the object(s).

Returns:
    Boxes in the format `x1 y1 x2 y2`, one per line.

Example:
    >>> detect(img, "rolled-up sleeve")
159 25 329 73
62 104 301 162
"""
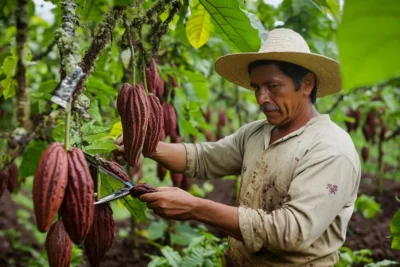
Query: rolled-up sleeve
238 152 360 253
182 126 248 179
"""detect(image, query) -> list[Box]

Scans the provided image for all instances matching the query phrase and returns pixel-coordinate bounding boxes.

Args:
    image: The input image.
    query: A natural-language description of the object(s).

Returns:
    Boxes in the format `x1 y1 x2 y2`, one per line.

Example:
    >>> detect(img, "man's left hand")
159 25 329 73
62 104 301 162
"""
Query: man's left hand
139 187 198 221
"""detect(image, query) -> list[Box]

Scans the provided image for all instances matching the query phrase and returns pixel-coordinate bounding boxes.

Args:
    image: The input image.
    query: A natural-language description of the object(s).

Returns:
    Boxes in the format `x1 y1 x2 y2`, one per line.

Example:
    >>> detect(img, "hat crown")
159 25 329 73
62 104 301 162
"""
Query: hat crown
259 28 310 53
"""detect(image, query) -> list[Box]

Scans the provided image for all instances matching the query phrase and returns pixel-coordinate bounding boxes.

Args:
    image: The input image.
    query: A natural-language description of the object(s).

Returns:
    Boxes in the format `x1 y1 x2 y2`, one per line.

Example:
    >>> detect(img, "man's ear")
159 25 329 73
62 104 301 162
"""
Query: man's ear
301 72 316 97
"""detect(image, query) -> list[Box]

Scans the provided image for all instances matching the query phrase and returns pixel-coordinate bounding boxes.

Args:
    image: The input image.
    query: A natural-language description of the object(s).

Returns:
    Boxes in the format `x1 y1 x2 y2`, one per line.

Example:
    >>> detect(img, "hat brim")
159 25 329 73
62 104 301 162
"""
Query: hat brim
214 52 342 98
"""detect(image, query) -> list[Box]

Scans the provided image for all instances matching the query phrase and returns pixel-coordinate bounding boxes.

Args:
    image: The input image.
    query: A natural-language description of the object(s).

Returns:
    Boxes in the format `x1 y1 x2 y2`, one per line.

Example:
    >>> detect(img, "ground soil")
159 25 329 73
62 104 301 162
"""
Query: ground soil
0 175 399 266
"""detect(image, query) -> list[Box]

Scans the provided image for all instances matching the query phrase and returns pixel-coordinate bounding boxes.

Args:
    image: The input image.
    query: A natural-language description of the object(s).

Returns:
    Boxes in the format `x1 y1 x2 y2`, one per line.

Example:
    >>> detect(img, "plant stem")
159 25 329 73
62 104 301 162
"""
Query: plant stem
142 53 149 95
64 98 72 150
377 138 384 196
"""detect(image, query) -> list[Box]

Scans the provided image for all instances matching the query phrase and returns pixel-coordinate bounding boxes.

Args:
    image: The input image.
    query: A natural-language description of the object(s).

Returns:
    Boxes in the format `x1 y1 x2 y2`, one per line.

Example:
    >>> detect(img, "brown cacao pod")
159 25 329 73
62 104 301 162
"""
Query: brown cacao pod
171 134 181 144
353 109 361 130
217 110 226 129
142 95 164 157
85 203 115 267
45 221 73 267
345 109 355 132
205 129 213 142
0 169 8 199
380 125 388 141
157 163 167 181
146 59 165 97
162 102 177 137
7 163 18 193
171 172 183 188
361 147 369 163
203 108 212 123
181 176 192 191
59 148 94 245
130 183 158 198
362 125 373 143
366 111 376 139
117 83 149 167
33 142 69 232
103 160 131 182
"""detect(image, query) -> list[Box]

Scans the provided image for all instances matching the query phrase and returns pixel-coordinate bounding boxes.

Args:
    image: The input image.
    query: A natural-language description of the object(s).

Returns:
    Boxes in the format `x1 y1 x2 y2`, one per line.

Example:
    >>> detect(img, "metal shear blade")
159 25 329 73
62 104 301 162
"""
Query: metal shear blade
94 187 131 205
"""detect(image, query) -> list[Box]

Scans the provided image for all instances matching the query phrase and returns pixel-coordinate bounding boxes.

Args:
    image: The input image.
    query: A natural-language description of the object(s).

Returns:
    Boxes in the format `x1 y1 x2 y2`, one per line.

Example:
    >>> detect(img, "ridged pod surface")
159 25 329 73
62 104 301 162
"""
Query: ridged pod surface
0 170 8 199
59 148 94 245
142 95 164 157
33 142 68 232
84 203 115 267
7 163 18 193
103 160 130 182
117 83 149 167
146 59 164 97
162 102 177 138
45 221 72 267
130 183 158 198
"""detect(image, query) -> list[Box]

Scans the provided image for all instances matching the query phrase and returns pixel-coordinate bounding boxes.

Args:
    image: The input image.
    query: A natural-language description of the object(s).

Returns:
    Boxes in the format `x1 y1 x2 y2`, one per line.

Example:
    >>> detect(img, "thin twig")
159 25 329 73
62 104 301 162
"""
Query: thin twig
326 94 344 114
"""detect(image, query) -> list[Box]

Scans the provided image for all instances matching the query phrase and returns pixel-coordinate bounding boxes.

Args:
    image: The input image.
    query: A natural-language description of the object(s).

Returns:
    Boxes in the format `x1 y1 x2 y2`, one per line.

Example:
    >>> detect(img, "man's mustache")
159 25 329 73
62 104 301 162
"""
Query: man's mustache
260 104 280 112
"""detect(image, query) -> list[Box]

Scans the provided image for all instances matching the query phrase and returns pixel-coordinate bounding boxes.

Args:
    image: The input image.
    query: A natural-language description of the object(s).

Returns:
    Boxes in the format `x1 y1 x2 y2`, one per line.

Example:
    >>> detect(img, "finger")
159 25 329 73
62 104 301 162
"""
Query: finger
157 186 179 192
140 191 164 202
115 135 123 145
116 145 125 153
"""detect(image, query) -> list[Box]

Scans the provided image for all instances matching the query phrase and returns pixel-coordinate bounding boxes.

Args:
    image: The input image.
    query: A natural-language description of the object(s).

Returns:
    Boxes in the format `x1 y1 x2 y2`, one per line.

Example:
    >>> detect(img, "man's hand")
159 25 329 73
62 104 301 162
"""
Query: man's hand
139 187 198 221
110 135 126 165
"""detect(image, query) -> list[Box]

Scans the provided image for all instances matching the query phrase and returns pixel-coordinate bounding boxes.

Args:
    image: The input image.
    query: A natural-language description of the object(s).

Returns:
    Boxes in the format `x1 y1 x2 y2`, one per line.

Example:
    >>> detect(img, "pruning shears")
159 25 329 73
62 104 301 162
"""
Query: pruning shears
83 151 135 205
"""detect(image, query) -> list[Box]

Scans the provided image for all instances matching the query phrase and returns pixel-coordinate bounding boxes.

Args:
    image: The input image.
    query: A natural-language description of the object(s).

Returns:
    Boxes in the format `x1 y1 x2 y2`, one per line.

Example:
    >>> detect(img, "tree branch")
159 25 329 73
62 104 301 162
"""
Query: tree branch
15 0 30 130
326 94 344 114
385 127 400 141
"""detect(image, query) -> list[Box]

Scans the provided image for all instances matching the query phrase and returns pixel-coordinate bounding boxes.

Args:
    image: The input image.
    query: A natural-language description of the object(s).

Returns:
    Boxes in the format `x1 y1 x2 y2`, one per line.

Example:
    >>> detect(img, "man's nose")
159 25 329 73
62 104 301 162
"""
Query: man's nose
256 88 271 104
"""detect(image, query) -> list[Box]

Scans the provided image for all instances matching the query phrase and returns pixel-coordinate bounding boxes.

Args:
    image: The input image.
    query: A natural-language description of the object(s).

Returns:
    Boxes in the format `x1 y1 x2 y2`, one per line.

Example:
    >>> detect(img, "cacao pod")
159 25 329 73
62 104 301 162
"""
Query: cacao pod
117 83 149 167
217 110 226 129
171 134 181 144
362 125 373 143
162 102 177 138
85 203 115 267
203 108 212 123
181 176 192 191
7 163 18 193
45 221 72 267
205 129 213 142
142 95 164 157
146 59 164 97
33 142 69 232
345 109 355 132
130 183 158 198
171 172 183 188
366 111 376 138
59 148 94 245
103 160 131 182
0 170 8 199
157 163 167 181
353 109 361 130
361 147 369 163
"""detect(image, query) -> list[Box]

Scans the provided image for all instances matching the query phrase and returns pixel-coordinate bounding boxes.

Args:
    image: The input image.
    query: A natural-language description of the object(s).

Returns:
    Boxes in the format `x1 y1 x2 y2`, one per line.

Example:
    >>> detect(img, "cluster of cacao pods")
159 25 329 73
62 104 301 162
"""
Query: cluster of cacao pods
345 106 390 163
0 162 19 199
33 143 115 267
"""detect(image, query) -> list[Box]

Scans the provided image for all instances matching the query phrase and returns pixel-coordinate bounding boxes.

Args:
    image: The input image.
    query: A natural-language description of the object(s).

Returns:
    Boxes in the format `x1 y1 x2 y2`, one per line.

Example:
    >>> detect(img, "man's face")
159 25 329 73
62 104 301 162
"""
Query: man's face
250 64 307 127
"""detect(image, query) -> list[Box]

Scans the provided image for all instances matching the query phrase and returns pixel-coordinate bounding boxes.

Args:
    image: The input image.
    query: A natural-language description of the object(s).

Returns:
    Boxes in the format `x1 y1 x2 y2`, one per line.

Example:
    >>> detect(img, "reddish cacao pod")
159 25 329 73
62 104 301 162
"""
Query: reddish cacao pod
354 109 361 130
157 163 167 181
162 102 177 137
171 134 181 144
59 148 94 245
45 221 72 267
117 83 149 167
345 109 355 132
361 147 369 163
85 203 115 267
205 130 213 142
7 163 18 193
142 95 164 157
103 160 131 182
0 170 8 199
171 172 183 187
33 142 69 232
366 111 376 133
146 59 164 96
362 125 373 143
116 83 131 124
130 183 158 198
203 108 212 123
181 176 192 191
217 110 226 129
156 75 165 98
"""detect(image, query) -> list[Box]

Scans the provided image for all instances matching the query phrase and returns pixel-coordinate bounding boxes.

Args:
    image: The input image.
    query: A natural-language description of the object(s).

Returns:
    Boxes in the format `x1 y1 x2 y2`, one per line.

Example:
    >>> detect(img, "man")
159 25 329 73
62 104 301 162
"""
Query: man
117 28 361 266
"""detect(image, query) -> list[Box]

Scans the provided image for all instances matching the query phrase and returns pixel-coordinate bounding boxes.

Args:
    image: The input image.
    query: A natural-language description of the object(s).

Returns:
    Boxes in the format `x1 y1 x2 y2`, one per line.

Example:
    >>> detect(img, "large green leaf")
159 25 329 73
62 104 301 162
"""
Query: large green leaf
199 0 261 52
183 70 209 103
337 0 400 91
18 141 48 179
391 210 400 249
186 3 213 49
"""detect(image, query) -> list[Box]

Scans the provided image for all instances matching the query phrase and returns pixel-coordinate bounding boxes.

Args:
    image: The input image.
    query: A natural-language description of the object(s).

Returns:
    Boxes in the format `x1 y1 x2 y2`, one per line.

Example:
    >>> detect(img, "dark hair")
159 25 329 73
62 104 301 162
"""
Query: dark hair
247 60 317 104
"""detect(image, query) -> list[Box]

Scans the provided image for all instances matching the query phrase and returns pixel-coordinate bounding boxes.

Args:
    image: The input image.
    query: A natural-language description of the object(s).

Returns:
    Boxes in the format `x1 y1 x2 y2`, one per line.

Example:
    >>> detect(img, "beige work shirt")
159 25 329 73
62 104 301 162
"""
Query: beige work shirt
183 115 361 267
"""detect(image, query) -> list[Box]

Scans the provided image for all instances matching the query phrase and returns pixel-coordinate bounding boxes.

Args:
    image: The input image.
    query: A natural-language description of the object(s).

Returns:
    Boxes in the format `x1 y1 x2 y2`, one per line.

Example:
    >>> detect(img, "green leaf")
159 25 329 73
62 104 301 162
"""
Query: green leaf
2 56 16 76
186 4 213 49
113 0 135 6
89 99 103 125
391 210 400 249
160 246 182 267
37 80 58 93
19 141 48 179
242 10 267 43
81 121 110 135
183 70 209 102
148 221 168 240
1 77 17 99
355 194 381 219
85 142 117 154
199 0 261 52
337 0 400 90
87 76 117 96
109 121 122 138
83 132 109 142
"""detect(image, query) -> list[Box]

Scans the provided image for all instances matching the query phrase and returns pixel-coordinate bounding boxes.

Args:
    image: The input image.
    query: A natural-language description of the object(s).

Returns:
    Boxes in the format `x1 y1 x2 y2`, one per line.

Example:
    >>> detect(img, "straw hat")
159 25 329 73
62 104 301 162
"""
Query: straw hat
214 28 341 97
